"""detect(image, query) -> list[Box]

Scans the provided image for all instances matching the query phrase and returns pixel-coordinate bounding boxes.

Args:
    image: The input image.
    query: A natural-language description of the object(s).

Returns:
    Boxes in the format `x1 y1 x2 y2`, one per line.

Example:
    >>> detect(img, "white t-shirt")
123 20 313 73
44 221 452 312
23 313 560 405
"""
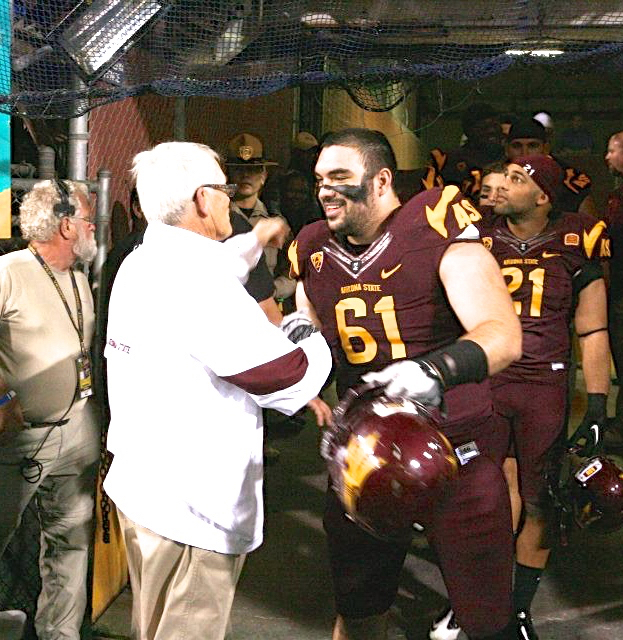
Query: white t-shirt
104 222 331 554
0 249 94 423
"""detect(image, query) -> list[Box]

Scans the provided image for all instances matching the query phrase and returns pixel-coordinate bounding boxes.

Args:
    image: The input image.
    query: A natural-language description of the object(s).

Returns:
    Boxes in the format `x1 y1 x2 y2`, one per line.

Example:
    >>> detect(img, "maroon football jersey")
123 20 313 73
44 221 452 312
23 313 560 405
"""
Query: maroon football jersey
289 185 492 429
478 210 609 384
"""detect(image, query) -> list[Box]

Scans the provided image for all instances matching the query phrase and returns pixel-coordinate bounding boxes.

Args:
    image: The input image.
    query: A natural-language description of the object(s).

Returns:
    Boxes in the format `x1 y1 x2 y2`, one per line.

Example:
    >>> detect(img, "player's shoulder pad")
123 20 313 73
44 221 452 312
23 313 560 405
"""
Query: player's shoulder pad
559 211 609 260
429 147 448 171
288 220 328 278
402 185 482 240
561 164 592 195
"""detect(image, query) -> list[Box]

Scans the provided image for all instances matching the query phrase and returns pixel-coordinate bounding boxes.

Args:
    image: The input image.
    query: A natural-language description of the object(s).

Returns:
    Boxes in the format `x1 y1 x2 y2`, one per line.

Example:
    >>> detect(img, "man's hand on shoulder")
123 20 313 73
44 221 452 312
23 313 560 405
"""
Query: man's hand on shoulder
253 217 290 249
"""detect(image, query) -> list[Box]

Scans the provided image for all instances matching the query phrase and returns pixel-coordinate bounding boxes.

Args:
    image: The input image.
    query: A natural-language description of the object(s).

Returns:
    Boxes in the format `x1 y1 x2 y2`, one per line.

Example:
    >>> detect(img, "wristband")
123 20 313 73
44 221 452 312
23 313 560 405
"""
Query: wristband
577 327 607 338
0 390 16 407
418 340 488 389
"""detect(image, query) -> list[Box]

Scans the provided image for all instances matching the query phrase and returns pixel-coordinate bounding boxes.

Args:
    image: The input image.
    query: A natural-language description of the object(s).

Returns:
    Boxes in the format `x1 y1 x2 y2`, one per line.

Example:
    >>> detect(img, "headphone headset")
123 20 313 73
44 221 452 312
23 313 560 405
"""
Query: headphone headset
53 179 76 218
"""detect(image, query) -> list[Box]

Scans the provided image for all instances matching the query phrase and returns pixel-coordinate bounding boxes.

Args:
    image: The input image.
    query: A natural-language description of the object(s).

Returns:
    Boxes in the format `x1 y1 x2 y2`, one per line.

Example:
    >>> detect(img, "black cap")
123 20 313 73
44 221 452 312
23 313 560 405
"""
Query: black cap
507 118 547 143
462 103 498 133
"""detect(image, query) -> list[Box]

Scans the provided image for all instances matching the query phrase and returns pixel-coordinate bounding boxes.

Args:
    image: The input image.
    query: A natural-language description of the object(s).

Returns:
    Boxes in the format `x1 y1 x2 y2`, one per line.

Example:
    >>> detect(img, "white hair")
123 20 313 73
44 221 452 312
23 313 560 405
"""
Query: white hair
20 180 89 242
132 142 223 225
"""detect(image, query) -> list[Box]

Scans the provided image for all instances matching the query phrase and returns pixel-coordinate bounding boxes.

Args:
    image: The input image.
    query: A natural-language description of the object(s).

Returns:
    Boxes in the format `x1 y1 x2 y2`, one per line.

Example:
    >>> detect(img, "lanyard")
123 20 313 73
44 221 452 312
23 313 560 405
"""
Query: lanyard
29 245 88 357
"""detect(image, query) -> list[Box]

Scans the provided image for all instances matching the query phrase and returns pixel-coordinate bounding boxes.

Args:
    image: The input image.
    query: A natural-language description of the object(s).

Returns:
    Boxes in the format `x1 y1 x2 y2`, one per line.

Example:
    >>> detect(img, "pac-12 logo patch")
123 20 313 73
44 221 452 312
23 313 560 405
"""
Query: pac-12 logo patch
482 236 492 250
564 233 580 246
311 251 324 272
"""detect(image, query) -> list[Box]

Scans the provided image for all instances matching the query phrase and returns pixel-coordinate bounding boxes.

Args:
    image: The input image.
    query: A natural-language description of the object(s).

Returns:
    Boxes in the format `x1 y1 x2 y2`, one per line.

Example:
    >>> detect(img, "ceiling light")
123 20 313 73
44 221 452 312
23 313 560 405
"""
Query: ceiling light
49 0 168 83
505 48 564 57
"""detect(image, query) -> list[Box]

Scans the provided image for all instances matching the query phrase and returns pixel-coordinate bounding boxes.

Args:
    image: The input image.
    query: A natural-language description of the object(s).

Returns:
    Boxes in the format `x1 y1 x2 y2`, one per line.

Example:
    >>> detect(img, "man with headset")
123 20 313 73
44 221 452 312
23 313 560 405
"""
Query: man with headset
0 179 100 639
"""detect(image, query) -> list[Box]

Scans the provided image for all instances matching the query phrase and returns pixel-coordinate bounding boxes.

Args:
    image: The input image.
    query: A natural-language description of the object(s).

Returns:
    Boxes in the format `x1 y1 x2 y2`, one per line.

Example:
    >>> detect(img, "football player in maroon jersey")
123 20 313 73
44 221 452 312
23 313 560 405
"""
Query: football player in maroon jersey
420 103 504 199
436 155 609 640
288 128 522 640
505 118 597 217
603 131 623 448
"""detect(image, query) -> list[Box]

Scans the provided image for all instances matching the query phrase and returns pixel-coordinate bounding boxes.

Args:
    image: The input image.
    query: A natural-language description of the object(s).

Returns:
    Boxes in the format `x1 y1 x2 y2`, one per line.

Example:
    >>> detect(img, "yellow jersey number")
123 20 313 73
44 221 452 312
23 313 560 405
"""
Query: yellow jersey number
502 266 545 317
335 295 406 364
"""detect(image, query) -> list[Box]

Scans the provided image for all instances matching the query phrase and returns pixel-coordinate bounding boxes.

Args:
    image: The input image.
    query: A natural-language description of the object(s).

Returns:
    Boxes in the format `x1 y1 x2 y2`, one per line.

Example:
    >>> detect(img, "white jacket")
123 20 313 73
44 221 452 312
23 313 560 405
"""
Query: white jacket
104 222 331 554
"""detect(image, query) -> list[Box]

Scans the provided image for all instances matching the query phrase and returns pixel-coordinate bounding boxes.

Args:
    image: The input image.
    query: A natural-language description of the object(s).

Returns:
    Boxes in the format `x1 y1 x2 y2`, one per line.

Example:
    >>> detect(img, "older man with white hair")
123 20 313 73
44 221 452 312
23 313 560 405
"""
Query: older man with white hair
0 179 100 640
104 142 331 640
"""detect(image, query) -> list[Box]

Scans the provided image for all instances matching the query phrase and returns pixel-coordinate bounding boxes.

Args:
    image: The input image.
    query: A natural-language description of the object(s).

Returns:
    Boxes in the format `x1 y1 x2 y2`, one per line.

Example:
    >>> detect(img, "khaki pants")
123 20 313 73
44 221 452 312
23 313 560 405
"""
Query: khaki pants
118 511 246 640
0 405 100 640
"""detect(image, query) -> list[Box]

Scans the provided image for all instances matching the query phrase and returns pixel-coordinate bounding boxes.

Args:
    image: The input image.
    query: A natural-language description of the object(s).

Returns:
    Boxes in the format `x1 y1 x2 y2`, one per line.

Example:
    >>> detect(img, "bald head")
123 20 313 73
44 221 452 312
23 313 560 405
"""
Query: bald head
606 132 623 176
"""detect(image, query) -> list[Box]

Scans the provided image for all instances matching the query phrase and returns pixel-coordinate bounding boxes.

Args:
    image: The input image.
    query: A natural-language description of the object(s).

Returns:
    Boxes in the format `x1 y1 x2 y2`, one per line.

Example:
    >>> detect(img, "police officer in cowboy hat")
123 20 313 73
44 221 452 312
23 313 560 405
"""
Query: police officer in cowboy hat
225 133 295 301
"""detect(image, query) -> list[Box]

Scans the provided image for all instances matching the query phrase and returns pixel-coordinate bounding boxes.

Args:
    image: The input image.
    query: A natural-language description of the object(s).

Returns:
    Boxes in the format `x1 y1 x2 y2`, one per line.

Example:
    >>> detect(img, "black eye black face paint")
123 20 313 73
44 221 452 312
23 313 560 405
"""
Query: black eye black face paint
330 182 369 203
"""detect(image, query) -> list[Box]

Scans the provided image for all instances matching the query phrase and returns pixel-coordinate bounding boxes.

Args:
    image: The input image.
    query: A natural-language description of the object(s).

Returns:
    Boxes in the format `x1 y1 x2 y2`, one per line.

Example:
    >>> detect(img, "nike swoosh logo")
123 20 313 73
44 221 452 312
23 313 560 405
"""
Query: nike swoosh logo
381 264 402 279
591 424 600 444
542 251 560 258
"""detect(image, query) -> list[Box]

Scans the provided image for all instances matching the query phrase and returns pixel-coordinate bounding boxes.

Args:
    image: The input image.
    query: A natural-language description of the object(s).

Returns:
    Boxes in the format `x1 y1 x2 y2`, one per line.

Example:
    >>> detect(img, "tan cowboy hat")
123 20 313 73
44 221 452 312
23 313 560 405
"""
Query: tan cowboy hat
225 133 278 166
292 131 318 151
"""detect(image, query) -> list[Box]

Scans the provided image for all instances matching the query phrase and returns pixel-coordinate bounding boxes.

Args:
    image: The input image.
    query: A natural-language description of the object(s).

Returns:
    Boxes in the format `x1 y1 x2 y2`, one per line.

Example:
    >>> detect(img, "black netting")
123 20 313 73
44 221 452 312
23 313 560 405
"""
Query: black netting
0 500 41 639
5 1 623 118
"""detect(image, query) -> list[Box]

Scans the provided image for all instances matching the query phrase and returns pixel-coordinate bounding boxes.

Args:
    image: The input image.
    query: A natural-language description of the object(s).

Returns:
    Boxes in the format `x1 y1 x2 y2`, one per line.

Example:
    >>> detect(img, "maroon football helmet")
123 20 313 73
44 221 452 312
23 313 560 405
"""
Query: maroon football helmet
570 456 623 532
322 386 459 539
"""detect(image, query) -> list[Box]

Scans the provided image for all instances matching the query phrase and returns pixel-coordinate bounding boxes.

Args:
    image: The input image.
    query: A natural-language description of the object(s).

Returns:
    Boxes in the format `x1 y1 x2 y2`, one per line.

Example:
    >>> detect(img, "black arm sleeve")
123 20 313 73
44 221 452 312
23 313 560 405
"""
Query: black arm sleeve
572 260 603 296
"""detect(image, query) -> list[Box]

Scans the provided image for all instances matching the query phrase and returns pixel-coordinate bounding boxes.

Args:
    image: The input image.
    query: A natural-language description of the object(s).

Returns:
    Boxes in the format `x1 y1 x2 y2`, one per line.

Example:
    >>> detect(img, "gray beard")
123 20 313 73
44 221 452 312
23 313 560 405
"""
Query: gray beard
73 231 97 263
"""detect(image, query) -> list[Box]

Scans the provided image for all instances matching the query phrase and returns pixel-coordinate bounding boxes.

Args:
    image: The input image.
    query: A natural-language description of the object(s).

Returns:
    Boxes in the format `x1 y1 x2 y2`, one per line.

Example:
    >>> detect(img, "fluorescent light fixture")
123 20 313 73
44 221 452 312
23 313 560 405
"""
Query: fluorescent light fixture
300 12 339 27
505 48 564 57
50 0 167 82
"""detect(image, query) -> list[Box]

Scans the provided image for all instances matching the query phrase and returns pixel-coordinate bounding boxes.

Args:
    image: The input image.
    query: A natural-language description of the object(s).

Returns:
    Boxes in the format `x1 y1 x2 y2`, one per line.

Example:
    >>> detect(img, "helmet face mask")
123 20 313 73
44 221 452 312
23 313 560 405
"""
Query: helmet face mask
324 393 459 540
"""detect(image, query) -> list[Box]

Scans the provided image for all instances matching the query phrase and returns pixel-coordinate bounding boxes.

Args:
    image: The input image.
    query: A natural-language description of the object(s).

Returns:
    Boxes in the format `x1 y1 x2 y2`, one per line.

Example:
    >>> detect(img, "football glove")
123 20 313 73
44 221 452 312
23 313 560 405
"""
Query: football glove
280 310 318 344
568 393 607 457
361 360 443 407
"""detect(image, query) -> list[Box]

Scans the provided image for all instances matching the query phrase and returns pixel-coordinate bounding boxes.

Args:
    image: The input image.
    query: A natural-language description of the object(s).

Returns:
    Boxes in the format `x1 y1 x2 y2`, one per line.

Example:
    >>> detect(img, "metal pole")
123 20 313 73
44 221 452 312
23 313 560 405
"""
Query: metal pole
174 97 186 141
92 168 111 295
92 168 111 413
37 145 55 179
67 77 89 180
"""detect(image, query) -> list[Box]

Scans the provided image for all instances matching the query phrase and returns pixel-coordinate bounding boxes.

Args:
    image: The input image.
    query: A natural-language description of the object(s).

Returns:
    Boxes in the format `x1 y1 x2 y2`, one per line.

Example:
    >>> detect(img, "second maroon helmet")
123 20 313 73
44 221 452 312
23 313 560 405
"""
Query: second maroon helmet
571 456 623 532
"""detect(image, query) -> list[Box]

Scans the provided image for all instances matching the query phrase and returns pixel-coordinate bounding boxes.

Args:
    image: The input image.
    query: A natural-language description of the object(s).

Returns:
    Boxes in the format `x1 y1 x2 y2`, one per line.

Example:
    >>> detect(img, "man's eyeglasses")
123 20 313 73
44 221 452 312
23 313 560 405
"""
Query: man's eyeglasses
198 183 238 199
70 216 95 225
